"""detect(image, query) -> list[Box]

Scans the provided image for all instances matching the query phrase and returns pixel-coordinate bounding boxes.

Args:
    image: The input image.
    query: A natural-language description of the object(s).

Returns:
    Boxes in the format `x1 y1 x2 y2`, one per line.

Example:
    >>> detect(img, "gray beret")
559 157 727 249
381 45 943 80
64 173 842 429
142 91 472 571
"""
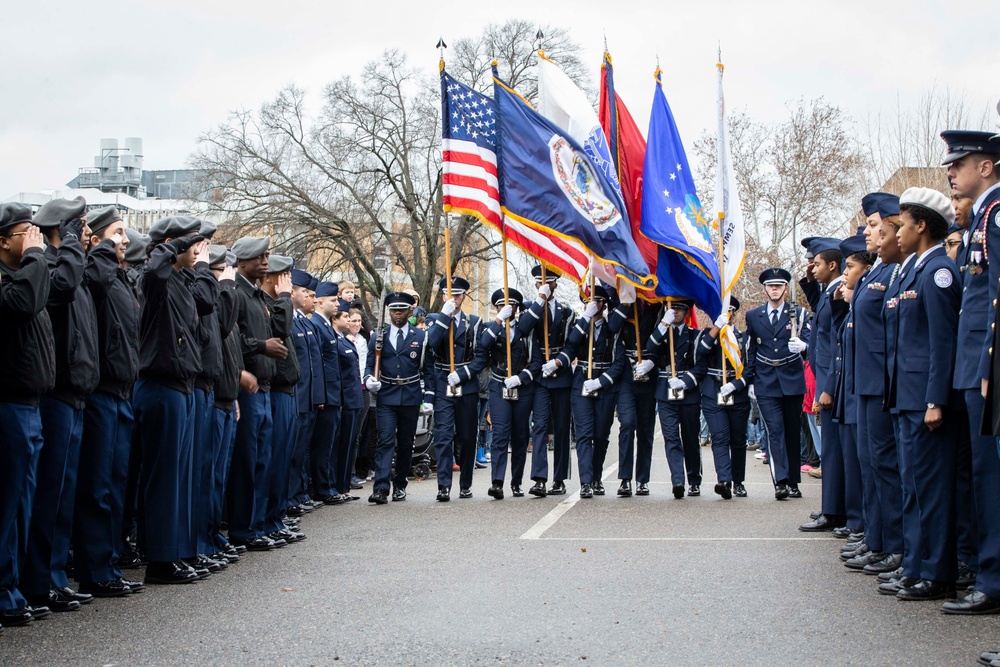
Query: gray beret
33 196 86 229
267 254 294 274
124 229 150 264
88 206 123 235
231 235 271 260
148 216 201 243
208 244 229 267
0 203 33 234
198 219 218 239
226 250 237 267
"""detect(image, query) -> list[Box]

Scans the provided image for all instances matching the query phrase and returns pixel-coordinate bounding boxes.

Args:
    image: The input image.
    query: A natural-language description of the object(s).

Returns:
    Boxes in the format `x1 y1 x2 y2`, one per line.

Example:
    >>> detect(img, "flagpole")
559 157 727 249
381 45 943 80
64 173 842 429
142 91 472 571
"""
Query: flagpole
542 265 550 362
718 213 727 383
502 235 513 378
667 296 676 380
586 266 596 396
444 221 459 397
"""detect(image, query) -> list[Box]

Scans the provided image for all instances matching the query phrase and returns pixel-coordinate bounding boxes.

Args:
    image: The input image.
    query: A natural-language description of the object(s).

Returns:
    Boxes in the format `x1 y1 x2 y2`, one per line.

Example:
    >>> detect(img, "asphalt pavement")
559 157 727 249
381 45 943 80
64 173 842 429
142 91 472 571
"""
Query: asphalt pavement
2 427 997 666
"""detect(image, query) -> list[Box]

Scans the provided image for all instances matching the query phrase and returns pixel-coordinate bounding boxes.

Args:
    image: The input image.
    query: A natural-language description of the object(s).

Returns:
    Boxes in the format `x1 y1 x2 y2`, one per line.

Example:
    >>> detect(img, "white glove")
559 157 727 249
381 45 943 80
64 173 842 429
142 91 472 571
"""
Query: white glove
582 300 599 320
536 284 551 303
542 359 560 376
504 376 522 389
635 359 655 377
365 378 382 393
720 382 737 397
583 378 602 393
788 337 807 354
447 371 461 387
714 313 729 329
748 385 756 400
110 232 124 246
421 402 434 415
661 308 676 326
441 299 458 317
497 304 513 321
668 377 686 390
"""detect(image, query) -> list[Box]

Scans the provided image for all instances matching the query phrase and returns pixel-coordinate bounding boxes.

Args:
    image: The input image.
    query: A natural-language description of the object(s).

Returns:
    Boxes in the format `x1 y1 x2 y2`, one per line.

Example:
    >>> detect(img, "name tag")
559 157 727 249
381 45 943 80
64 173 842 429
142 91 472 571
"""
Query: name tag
409 341 420 348
846 322 854 329
296 333 305 338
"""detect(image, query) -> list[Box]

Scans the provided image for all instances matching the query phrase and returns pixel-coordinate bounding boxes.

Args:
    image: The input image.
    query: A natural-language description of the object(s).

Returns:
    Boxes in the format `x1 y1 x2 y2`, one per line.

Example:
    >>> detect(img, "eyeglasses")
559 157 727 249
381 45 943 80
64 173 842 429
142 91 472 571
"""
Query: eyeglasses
945 240 962 249
2 231 30 238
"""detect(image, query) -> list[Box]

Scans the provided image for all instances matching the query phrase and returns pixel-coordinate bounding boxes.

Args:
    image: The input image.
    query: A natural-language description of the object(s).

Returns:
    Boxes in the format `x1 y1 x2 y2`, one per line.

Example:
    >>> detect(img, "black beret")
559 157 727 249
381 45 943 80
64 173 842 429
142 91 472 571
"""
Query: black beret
231 236 271 260
438 276 470 294
88 206 123 235
124 229 150 264
267 254 293 274
490 288 523 307
33 196 86 229
0 203 33 234
149 216 201 243
198 219 218 239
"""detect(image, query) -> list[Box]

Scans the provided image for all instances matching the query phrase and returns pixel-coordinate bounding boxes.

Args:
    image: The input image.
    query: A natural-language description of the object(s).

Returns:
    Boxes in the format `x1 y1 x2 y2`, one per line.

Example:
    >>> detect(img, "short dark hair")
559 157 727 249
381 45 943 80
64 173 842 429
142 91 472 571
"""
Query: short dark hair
848 250 876 266
899 203 948 241
816 249 843 266
332 310 349 321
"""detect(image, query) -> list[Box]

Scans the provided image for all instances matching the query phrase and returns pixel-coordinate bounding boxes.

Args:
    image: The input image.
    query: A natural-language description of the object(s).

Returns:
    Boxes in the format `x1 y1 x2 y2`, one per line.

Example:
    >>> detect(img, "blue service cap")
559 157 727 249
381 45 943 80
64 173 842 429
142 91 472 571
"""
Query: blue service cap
947 223 962 236
806 237 842 256
800 236 817 258
315 281 339 298
759 268 792 285
490 288 523 307
591 285 610 302
439 275 470 294
861 192 893 217
940 130 1000 165
385 291 415 310
839 234 867 257
290 268 313 288
877 195 900 219
727 296 741 312
530 265 560 282
669 298 694 309
308 276 319 291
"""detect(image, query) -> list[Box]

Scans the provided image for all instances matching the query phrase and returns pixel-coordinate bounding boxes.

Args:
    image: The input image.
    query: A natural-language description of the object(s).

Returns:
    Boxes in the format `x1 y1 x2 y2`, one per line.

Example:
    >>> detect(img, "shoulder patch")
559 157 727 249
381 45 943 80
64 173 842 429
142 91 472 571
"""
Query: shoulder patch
934 268 953 288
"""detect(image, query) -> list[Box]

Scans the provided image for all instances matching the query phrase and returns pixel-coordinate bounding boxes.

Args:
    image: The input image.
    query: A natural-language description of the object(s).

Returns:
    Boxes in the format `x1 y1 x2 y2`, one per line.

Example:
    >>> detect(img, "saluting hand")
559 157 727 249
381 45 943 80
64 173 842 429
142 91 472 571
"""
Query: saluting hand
220 265 236 282
276 272 292 295
22 225 44 252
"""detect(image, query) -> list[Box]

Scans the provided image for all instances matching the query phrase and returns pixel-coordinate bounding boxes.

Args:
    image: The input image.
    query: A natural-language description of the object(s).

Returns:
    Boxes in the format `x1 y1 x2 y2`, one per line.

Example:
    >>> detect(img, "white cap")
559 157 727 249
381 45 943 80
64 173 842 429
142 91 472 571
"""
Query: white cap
899 187 956 227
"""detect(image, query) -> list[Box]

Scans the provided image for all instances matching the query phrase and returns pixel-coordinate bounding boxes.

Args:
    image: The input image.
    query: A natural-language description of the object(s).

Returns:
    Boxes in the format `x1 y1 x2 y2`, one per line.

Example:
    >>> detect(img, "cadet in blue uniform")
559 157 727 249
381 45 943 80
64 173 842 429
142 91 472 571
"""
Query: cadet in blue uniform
745 268 812 499
331 308 364 500
229 236 290 551
607 295 660 497
940 130 1000 614
310 281 346 504
517 267 577 497
287 270 324 517
426 276 483 500
799 238 849 530
133 217 206 584
646 299 702 498
0 205 55 627
261 256 304 544
884 187 961 601
474 289 541 499
364 292 432 504
693 298 754 499
563 286 625 498
73 207 143 597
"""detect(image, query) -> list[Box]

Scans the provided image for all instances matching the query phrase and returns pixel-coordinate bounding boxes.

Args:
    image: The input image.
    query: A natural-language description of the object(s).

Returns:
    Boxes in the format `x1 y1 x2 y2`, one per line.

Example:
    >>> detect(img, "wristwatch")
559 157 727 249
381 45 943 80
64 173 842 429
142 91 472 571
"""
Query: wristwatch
927 403 939 410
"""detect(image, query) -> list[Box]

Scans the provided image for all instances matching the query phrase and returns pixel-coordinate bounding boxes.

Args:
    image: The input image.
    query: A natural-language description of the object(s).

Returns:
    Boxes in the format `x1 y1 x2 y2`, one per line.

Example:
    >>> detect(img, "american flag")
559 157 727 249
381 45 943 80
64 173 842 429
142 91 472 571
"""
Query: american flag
440 69 589 283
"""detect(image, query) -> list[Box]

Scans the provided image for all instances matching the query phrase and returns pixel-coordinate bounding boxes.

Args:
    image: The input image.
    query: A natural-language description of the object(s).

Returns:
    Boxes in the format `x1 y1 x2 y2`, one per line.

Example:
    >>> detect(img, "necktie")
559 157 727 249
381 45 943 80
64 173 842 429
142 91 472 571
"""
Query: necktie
770 309 777 326
395 328 404 351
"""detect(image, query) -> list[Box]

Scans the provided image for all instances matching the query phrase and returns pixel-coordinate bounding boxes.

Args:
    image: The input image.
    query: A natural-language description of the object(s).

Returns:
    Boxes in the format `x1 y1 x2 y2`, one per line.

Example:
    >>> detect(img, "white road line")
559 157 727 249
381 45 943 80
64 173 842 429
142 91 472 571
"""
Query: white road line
520 462 620 540
533 536 842 542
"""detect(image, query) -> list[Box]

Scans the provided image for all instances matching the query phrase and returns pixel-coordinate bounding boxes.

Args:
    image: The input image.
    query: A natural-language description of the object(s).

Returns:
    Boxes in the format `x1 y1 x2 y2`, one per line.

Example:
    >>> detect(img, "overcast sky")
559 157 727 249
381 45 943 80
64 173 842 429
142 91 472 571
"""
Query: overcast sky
1 0 996 198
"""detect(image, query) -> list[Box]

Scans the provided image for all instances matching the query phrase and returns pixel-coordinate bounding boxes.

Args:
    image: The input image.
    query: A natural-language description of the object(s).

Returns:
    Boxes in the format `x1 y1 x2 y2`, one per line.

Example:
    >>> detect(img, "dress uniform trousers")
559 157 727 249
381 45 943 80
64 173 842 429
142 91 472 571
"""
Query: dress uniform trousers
310 405 341 499
0 402 44 611
839 423 864 532
657 401 702 487
487 380 533 486
949 394 977 571
530 385 572 483
857 395 902 554
966 388 1000 597
572 388 618 485
211 403 237 552
192 387 215 555
433 375 480 491
289 409 317 506
23 397 84 597
133 378 196 562
819 408 844 517
334 408 361 495
617 379 657 484
266 390 297 533
701 397 751 484
756 395 803 485
373 403 420 494
73 392 133 584
228 390 273 542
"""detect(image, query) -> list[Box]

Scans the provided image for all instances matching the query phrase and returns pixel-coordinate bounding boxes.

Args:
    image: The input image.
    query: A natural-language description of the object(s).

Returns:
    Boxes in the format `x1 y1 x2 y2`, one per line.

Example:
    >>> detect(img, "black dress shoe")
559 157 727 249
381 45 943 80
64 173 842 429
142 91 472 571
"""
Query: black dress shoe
636 483 650 496
184 554 224 572
733 483 747 498
672 484 685 499
529 481 547 497
774 484 789 500
549 482 566 495
286 504 306 517
897 579 956 601
714 481 732 500
459 488 473 499
272 529 306 544
799 515 836 532
841 541 868 559
511 485 524 497
809 510 822 520
27 605 51 620
593 480 605 496
831 526 852 538
487 483 504 500
844 551 887 570
232 543 248 554
979 650 1000 666
120 578 145 593
942 590 1000 615
847 531 865 542
579 484 593 499
787 485 802 499
79 579 131 598
322 495 345 505
0 608 33 627
369 490 389 504
27 591 79 613
350 480 364 490
392 488 407 502
54 586 93 605
437 486 451 502
863 553 903 575
878 576 919 595
877 566 904 582
233 537 275 551
144 561 199 585
118 547 146 569
618 480 632 497
687 485 700 497
957 561 978 588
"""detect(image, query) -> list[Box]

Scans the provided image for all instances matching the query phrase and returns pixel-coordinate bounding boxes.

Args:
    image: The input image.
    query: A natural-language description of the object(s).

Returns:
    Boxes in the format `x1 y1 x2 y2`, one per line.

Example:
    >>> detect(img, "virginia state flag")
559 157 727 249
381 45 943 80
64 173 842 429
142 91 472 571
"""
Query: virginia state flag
493 69 654 290
641 68 721 316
